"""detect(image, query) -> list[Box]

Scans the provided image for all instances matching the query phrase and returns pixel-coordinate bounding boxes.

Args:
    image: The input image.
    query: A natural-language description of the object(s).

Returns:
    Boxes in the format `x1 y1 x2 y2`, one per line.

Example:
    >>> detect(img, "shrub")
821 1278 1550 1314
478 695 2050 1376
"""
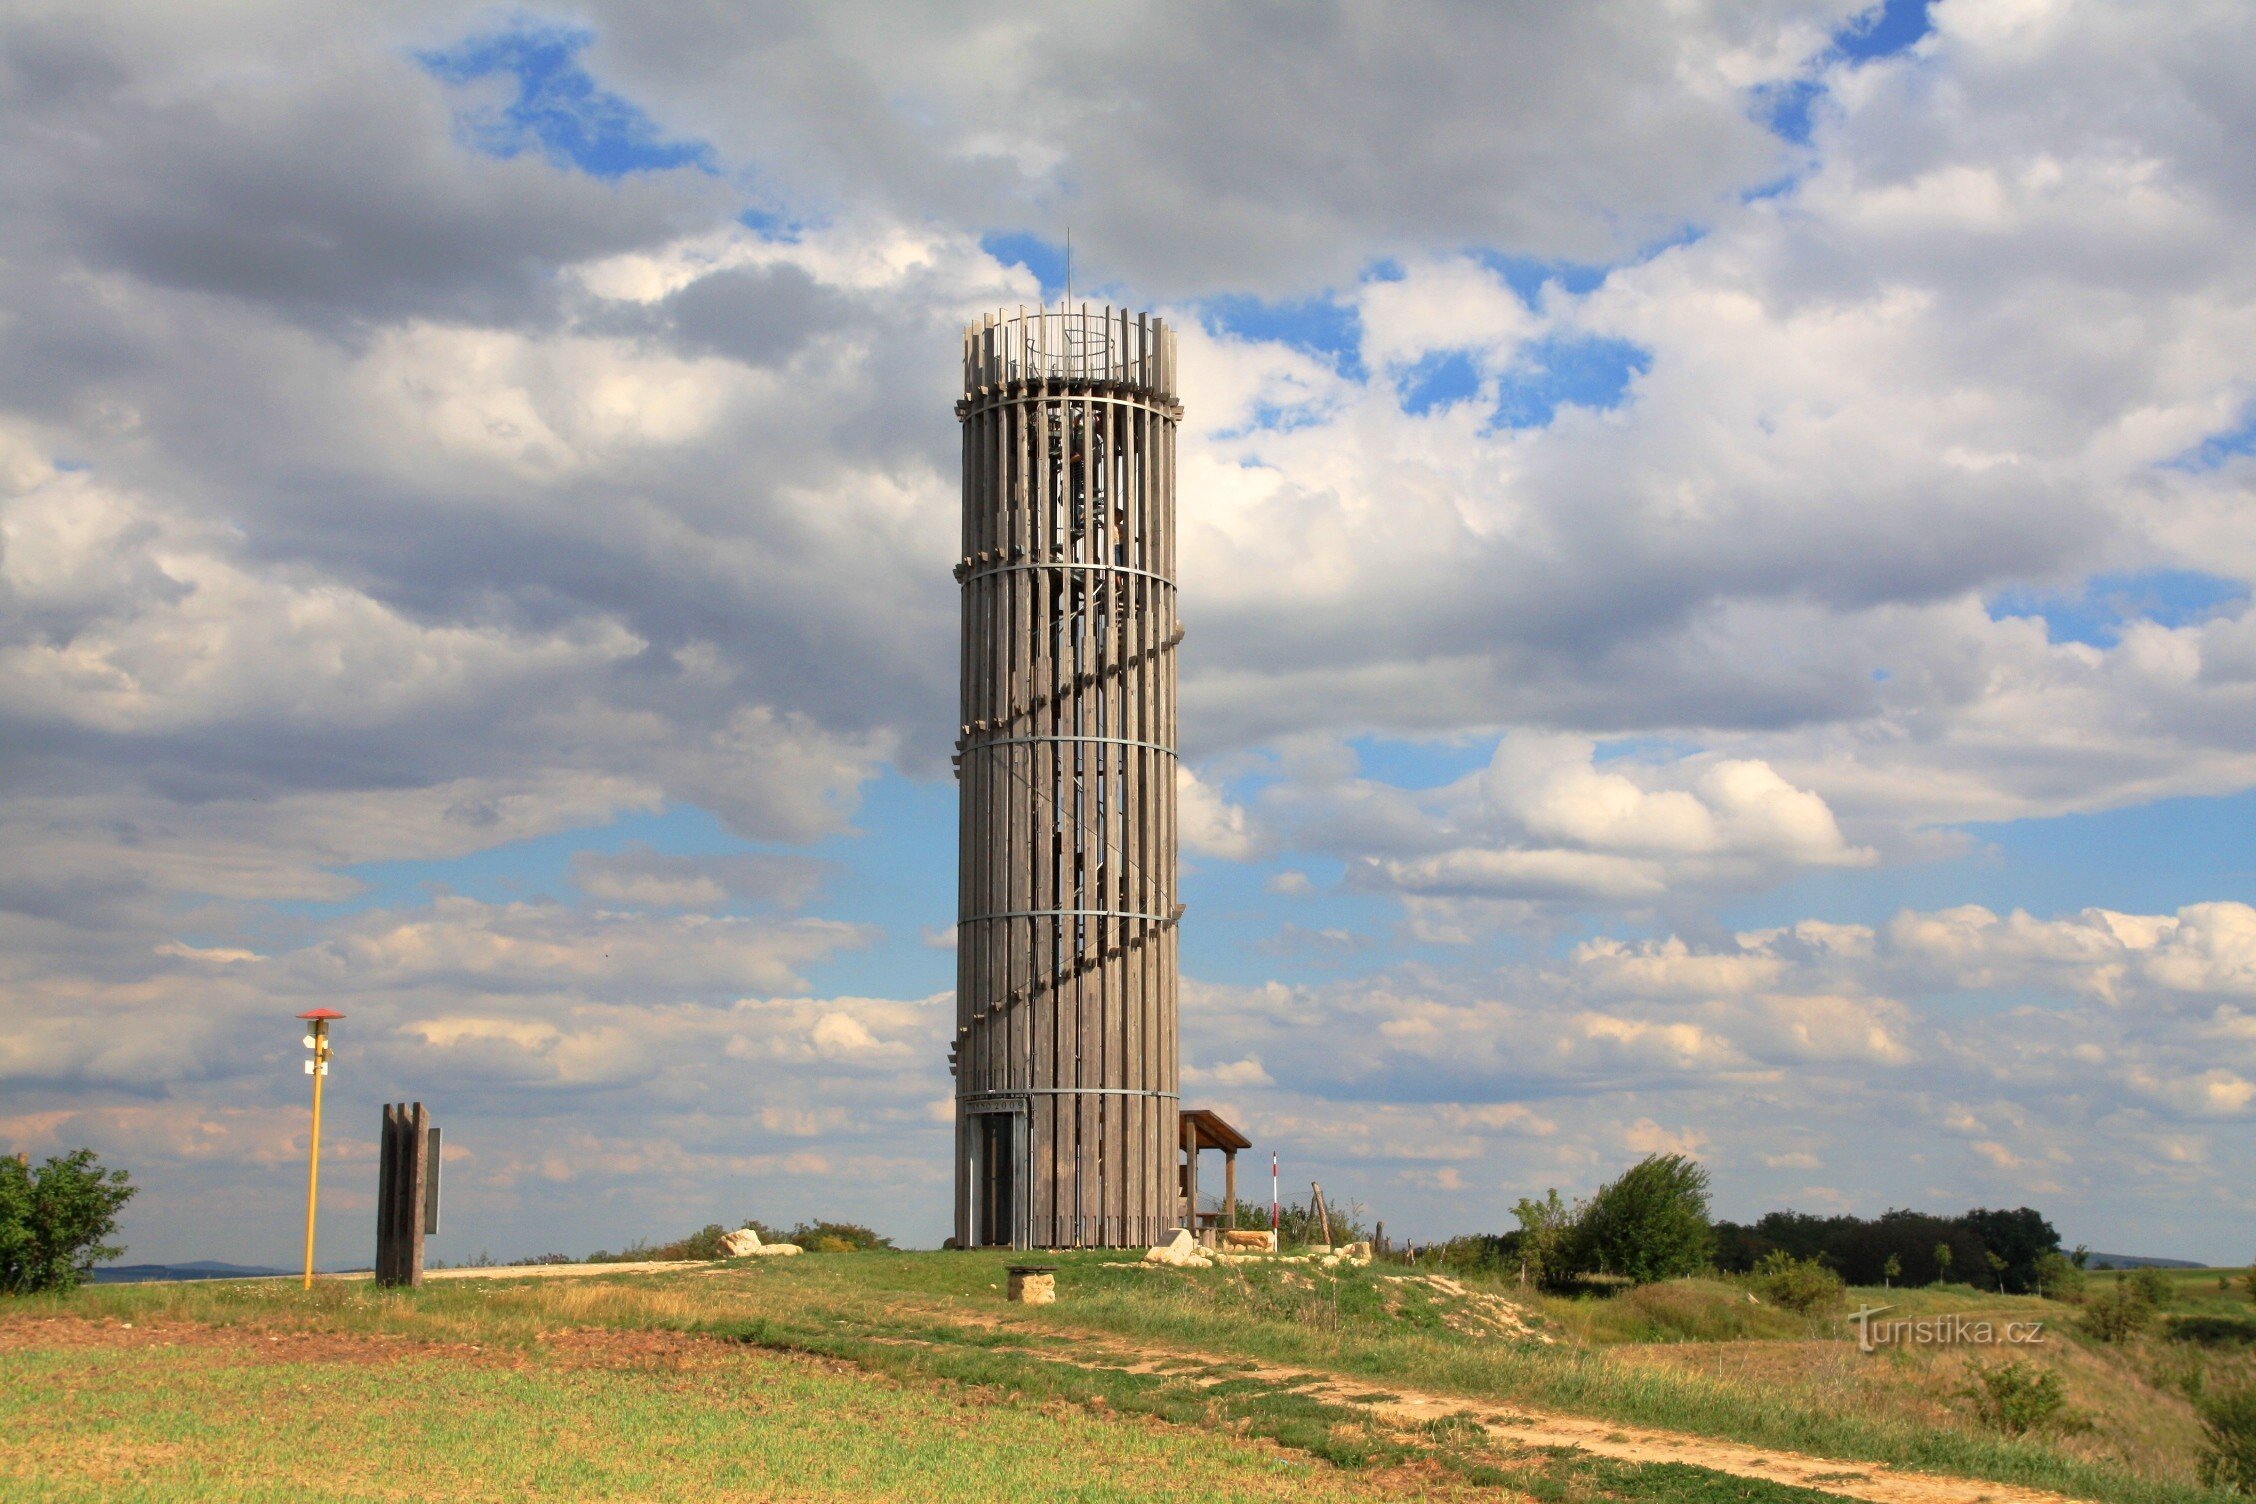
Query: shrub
2127 1266 2174 1309
1750 1249 1846 1313
1958 1358 2069 1435
2082 1278 2157 1342
2200 1386 2256 1493
1232 1195 1369 1248
787 1221 894 1253
2034 1250 2086 1304
1428 1233 1513 1277
2165 1316 2256 1352
0 1149 137 1294
588 1224 732 1263
1578 1154 1713 1285
2242 1260 2256 1303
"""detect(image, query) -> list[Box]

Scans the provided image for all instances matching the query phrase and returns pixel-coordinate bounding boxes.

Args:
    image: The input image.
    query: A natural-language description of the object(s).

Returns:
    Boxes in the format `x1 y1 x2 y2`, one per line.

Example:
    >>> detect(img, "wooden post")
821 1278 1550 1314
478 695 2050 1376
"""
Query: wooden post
1223 1148 1237 1227
1312 1182 1333 1246
1182 1115 1198 1231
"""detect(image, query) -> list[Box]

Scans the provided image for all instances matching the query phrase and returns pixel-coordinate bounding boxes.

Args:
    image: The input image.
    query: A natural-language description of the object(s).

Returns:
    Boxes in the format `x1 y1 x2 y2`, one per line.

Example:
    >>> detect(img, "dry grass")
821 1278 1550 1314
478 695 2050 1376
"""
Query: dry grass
0 1317 1501 1504
10 1257 2251 1504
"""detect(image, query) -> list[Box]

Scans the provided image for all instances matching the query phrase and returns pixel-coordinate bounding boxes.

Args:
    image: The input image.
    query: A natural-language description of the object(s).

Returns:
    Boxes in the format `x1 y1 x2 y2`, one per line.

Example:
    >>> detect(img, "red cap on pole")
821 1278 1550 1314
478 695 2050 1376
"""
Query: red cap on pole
297 1008 346 1021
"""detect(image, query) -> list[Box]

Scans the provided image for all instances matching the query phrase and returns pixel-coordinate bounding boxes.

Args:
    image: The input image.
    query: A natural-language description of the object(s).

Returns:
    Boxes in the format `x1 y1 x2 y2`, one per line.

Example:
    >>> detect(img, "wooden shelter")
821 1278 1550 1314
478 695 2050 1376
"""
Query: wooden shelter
951 303 1184 1248
1179 1107 1251 1235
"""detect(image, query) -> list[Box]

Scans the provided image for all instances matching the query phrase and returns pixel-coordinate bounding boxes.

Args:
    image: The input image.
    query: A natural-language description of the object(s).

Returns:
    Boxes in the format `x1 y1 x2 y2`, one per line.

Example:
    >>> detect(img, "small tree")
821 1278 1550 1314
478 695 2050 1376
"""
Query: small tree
1987 1250 2009 1292
2127 1266 2173 1310
2241 1260 2256 1304
1934 1243 1954 1283
1509 1189 1580 1290
2082 1276 2158 1342
1883 1253 1901 1288
0 1149 137 1294
2034 1250 2085 1303
1577 1154 1714 1285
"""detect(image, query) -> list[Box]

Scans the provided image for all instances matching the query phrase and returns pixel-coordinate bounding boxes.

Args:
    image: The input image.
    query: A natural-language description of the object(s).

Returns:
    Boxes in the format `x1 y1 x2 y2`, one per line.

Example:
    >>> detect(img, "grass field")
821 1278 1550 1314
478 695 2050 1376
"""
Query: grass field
2 1251 2249 1503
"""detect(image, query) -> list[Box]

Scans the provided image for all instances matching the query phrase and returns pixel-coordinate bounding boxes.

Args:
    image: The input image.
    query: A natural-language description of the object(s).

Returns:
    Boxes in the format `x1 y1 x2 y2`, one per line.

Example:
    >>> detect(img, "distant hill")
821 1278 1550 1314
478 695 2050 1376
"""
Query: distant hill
2083 1253 2207 1270
92 1261 293 1283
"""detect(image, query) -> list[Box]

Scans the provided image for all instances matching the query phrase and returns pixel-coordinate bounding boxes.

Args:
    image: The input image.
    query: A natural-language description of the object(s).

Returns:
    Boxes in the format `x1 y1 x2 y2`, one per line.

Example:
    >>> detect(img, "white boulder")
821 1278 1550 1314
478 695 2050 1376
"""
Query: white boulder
1143 1227 1211 1268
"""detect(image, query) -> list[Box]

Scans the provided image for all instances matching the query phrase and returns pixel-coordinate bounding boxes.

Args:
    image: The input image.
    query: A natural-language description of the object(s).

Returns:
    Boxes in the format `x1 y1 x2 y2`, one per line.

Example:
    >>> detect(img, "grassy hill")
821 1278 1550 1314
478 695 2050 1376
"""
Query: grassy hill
2 1249 2249 1503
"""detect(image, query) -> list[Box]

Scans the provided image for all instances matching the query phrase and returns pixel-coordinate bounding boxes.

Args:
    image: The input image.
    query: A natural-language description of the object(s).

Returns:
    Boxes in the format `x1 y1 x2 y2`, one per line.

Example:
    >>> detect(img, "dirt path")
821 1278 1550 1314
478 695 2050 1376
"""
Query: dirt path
949 1312 2079 1504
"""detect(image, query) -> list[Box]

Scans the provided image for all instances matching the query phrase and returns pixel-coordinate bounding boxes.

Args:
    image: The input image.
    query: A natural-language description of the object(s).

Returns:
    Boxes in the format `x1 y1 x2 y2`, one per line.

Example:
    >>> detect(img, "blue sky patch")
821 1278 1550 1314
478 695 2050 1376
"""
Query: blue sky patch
1837 0 1936 62
1396 350 1484 415
1493 335 1651 429
1756 1 1934 146
1757 78 1828 146
1988 568 2248 647
2165 408 2256 471
1350 734 1493 790
419 21 711 178
1201 292 1366 379
980 231 1071 302
1477 251 1614 308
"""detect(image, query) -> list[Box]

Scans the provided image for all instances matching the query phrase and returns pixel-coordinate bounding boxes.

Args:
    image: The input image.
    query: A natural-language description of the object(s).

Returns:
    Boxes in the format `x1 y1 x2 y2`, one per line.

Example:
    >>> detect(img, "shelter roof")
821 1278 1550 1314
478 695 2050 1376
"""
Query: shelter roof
1182 1108 1251 1152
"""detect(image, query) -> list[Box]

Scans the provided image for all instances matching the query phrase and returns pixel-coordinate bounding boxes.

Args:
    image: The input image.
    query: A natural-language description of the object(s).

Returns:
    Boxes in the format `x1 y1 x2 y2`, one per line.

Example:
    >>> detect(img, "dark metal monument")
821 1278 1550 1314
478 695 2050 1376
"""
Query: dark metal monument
951 303 1184 1248
375 1101 440 1286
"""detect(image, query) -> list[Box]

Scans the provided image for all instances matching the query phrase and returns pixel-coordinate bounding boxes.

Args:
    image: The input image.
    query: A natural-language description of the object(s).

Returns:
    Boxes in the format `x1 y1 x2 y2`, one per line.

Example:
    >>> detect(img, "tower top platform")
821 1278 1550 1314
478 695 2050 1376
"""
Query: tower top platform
961 300 1178 404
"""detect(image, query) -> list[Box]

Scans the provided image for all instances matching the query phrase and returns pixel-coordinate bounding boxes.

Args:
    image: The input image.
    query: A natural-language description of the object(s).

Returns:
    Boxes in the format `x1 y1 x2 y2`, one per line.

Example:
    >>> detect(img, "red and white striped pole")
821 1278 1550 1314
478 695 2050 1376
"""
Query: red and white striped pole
1271 1152 1280 1232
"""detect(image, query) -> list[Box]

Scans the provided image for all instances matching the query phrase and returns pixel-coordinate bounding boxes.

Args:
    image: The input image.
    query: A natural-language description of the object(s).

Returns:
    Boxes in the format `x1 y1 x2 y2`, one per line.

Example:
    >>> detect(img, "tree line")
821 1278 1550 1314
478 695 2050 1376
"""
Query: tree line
1713 1205 2068 1294
1429 1152 2070 1295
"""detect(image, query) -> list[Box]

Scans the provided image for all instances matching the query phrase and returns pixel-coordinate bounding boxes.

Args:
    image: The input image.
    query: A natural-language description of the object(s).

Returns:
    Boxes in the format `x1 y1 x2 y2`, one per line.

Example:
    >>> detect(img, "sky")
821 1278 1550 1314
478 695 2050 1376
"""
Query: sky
2 0 2253 1266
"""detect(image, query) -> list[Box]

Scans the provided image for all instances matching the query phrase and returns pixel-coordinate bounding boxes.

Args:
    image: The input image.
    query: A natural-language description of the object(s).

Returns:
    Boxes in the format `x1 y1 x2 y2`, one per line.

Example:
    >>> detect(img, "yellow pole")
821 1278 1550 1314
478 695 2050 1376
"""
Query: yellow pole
302 1019 330 1289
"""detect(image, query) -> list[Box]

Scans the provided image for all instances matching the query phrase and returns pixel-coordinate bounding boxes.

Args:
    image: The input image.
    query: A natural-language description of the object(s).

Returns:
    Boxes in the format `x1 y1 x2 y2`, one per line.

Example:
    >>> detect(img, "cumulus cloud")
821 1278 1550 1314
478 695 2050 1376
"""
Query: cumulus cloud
1175 897 2256 1240
1239 733 1871 926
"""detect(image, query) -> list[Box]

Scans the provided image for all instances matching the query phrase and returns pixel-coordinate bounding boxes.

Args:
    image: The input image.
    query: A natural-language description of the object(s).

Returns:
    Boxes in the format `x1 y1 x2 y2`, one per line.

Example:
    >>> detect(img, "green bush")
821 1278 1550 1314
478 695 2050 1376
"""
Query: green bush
0 1149 137 1294
1577 1154 1714 1285
2199 1386 2256 1493
2082 1278 2157 1342
2127 1266 2174 1309
2034 1250 2086 1303
787 1221 894 1253
1958 1358 2069 1435
1749 1249 1846 1313
2173 1317 2256 1349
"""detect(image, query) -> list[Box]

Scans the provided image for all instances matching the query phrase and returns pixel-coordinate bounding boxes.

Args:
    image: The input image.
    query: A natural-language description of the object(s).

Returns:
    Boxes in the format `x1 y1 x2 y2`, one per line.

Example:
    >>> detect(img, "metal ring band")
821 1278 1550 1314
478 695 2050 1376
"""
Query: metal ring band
958 907 1176 925
960 559 1176 589
958 387 1182 421
958 1089 1181 1102
959 734 1177 757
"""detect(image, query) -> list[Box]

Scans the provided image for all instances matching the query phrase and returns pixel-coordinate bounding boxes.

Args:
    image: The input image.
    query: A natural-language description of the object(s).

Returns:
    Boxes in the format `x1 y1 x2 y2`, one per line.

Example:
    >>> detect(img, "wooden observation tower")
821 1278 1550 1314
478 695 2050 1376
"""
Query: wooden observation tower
951 302 1184 1248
